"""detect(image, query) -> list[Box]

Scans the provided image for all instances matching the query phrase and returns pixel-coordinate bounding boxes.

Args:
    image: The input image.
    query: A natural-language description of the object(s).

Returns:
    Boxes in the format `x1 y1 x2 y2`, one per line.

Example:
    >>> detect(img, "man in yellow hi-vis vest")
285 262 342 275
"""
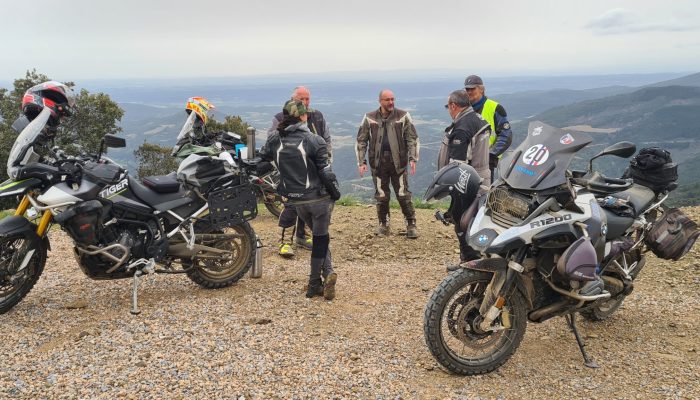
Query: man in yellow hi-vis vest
464 75 513 181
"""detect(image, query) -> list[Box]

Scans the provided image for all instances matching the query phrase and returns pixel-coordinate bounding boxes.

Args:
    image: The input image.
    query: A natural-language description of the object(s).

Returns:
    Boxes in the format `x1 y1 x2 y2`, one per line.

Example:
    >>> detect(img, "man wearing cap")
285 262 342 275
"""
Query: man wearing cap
259 99 341 300
356 89 419 239
268 86 332 258
463 75 513 181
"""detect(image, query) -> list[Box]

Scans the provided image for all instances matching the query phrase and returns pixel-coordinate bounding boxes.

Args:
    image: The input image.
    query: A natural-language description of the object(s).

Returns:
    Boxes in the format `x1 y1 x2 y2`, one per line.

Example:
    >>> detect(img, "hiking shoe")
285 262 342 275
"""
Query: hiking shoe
278 243 295 258
323 272 337 300
375 223 389 236
305 282 324 298
294 237 313 250
406 224 418 239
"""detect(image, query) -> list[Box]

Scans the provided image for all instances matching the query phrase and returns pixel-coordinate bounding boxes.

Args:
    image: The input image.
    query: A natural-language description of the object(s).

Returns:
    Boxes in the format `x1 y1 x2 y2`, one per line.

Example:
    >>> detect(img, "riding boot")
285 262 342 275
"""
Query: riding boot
398 197 416 224
306 256 324 298
278 227 294 258
375 202 390 236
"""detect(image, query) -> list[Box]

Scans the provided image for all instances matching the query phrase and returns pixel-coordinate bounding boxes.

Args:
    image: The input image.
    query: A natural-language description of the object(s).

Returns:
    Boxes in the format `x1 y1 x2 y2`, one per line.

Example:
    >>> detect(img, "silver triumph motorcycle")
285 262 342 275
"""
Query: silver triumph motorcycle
0 107 258 315
423 121 683 375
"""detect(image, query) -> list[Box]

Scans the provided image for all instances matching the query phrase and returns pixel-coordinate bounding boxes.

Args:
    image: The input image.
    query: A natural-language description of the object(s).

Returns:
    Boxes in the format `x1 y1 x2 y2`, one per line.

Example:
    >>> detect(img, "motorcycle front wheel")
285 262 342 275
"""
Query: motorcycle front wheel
185 222 255 288
0 233 46 313
424 269 527 375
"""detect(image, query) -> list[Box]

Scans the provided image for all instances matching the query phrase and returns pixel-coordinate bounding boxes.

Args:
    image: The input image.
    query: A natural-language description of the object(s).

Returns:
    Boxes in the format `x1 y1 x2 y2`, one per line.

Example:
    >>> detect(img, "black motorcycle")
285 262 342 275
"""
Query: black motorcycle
171 112 284 217
0 107 258 314
423 121 694 374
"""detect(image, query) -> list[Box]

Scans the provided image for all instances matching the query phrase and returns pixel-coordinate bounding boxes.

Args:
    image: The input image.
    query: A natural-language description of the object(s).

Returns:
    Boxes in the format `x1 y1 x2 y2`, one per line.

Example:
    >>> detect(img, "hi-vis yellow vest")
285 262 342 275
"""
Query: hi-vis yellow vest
481 98 499 147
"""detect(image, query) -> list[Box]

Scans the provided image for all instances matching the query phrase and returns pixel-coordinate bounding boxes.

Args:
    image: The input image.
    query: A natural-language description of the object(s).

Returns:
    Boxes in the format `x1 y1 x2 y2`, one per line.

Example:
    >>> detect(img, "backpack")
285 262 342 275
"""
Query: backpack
645 208 699 260
622 147 678 193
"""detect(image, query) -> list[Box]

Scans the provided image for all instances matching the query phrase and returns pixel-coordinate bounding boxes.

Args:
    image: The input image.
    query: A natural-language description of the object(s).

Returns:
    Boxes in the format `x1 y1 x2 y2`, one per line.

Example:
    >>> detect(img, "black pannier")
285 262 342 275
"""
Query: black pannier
622 147 678 193
645 208 699 260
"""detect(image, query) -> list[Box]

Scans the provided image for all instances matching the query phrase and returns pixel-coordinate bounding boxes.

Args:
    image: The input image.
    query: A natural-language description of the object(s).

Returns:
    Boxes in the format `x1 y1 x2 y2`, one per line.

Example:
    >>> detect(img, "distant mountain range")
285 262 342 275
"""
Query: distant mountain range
103 71 700 205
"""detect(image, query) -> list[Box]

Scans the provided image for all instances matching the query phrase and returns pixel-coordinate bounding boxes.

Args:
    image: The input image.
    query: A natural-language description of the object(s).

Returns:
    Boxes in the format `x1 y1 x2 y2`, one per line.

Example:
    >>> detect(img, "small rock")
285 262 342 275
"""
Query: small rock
255 318 272 325
350 354 361 361
135 361 146 368
64 300 88 310
78 331 90 339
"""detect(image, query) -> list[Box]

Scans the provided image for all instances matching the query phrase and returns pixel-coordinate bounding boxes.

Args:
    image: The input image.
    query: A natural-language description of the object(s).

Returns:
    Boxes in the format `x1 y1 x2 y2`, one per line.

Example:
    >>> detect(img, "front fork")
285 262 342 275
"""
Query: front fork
476 249 527 332
15 195 53 237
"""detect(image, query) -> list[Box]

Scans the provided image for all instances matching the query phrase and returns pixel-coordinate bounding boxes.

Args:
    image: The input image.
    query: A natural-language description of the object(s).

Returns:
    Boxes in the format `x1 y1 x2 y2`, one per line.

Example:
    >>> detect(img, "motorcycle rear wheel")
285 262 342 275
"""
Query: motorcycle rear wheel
0 233 46 314
263 196 283 218
582 251 643 322
185 222 255 288
424 269 527 375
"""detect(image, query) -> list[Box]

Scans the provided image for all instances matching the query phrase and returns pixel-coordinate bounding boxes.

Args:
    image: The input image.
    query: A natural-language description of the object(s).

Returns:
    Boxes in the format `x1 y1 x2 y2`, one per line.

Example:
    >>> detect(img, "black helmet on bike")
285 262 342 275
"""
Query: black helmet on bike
424 161 481 201
21 81 76 126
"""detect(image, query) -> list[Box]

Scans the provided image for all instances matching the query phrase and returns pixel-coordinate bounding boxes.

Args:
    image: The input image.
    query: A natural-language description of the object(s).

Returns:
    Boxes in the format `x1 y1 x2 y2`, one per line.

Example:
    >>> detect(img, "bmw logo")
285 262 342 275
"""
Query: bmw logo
601 223 608 236
478 234 489 244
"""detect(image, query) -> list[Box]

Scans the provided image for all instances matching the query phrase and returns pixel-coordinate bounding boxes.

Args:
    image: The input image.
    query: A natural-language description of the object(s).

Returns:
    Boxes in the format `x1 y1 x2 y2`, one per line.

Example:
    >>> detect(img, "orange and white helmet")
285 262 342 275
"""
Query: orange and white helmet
185 96 215 124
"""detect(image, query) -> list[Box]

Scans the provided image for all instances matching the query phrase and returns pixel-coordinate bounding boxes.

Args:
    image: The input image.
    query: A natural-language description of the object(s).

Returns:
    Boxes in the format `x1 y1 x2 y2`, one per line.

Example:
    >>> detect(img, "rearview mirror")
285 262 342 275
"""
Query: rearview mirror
104 134 126 148
596 141 636 159
588 141 636 171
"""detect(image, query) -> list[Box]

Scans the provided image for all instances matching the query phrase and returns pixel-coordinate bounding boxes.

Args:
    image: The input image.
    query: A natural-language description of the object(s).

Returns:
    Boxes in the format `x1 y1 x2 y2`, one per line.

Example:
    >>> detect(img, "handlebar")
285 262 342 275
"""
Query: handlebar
571 171 633 194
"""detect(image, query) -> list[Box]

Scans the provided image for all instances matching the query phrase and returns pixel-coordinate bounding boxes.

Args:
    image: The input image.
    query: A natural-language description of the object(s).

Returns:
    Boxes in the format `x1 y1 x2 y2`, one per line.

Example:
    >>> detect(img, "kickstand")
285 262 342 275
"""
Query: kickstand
130 270 143 315
565 313 599 369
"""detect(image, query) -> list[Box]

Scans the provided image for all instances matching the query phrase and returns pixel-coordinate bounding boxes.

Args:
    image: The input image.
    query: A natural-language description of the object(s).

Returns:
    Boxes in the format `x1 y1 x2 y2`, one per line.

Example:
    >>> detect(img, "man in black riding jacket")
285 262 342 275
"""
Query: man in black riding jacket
268 86 332 257
438 90 491 271
259 99 340 300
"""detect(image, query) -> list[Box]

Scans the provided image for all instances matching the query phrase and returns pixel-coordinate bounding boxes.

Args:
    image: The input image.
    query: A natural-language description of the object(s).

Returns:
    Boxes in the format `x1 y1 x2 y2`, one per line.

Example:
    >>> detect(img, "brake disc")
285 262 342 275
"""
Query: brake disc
454 298 494 348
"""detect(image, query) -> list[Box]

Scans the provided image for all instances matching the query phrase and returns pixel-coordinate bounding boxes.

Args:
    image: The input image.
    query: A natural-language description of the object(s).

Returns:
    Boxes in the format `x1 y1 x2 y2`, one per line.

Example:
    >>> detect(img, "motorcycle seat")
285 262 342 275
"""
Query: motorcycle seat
142 173 180 194
602 209 635 240
608 184 656 217
128 175 193 212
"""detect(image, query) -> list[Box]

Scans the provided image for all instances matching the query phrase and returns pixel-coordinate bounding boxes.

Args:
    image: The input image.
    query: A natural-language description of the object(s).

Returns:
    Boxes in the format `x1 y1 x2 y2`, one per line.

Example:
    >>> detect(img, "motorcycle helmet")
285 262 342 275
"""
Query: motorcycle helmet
424 161 481 201
21 81 76 126
185 97 215 125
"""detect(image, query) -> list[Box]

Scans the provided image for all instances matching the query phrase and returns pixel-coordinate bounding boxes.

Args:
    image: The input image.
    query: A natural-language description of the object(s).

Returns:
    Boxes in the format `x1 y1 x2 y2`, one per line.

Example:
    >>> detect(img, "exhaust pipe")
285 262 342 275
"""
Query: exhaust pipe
528 300 573 323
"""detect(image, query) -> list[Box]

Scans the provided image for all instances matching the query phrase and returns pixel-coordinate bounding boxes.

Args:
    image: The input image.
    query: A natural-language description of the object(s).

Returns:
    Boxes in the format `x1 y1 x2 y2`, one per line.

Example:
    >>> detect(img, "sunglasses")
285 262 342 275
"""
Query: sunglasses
444 103 451 109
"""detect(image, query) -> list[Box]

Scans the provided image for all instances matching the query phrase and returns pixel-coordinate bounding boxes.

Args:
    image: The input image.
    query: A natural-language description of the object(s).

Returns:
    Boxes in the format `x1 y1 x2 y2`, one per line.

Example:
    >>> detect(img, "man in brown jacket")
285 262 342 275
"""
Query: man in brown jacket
356 89 419 238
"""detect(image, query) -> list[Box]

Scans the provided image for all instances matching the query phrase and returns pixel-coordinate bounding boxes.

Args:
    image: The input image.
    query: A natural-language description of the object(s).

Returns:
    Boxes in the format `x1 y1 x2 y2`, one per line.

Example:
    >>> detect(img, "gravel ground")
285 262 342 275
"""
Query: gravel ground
1 205 699 399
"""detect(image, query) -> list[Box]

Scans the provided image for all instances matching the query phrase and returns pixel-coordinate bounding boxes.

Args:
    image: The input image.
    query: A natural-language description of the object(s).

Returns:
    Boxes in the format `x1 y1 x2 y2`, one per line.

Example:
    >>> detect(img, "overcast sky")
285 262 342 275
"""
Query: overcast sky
1 0 698 81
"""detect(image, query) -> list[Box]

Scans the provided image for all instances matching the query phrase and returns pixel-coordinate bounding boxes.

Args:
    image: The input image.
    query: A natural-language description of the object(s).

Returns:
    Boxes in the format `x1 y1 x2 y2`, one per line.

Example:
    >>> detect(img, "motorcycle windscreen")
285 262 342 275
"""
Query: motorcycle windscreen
7 107 51 179
500 121 593 191
172 112 197 155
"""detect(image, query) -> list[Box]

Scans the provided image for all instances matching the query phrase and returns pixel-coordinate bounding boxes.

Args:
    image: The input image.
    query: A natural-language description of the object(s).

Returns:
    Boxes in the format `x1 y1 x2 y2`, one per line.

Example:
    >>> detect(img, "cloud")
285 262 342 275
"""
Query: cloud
585 8 697 35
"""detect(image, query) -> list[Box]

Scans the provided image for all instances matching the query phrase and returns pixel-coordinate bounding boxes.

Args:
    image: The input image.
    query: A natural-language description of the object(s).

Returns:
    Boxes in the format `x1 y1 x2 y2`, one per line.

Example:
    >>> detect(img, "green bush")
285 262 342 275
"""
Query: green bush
336 195 359 206
389 198 448 210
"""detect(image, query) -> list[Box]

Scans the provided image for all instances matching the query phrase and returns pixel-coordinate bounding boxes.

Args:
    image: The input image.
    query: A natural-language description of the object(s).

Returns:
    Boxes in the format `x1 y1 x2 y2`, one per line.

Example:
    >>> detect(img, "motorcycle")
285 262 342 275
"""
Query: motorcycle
423 121 691 375
0 107 258 315
172 111 284 217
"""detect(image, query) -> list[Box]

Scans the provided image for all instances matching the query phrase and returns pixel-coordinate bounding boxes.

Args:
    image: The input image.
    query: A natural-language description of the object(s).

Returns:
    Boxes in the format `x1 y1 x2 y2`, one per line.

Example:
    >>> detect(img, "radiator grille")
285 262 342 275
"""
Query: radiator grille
486 187 531 228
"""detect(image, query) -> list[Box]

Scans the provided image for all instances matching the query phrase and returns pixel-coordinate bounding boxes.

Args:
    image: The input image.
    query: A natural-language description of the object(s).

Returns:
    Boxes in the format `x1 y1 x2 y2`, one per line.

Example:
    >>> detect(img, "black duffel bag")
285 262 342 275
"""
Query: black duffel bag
645 208 699 260
622 147 678 193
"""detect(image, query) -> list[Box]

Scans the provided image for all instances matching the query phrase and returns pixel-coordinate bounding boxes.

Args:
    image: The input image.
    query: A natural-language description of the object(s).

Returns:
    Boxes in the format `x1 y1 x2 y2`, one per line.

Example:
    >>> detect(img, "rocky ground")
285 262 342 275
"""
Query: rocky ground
1 205 699 399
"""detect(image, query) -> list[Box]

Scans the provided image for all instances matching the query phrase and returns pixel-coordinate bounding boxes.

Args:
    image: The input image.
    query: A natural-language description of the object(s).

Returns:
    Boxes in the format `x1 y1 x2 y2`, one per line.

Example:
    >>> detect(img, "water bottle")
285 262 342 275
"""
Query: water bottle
250 235 263 278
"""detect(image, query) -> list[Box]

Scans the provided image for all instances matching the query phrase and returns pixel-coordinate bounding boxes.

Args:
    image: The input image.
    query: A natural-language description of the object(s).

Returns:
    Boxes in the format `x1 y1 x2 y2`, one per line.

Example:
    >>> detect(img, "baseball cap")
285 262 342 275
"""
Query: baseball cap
464 75 484 89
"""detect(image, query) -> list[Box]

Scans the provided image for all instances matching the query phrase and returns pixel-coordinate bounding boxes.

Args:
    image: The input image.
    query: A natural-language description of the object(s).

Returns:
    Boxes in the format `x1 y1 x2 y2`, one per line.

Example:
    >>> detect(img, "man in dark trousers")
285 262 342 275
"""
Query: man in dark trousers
259 99 340 300
356 89 419 239
268 86 332 257
438 90 491 271
464 75 513 181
